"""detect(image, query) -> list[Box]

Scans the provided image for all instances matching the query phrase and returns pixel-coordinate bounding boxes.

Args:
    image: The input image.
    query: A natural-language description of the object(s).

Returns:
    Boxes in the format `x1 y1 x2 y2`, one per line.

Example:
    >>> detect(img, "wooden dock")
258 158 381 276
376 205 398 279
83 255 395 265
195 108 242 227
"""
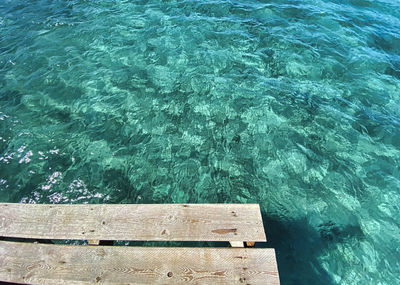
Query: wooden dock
0 203 280 284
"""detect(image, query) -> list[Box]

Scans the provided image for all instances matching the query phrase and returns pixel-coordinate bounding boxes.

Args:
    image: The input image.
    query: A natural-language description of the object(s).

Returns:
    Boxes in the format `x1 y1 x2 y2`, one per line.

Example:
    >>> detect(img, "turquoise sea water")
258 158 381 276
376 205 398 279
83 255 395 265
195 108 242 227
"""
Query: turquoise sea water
1 0 400 283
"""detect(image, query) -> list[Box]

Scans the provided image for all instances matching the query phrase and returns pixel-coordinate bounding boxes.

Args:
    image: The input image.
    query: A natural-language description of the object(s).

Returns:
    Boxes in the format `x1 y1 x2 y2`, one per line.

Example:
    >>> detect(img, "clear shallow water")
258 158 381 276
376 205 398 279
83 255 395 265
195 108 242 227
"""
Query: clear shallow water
1 0 400 283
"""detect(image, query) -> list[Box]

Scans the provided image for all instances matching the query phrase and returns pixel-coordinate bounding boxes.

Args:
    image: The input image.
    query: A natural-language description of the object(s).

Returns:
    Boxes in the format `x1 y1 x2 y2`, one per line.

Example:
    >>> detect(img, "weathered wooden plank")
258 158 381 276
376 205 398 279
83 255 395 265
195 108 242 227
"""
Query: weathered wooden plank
0 203 266 242
0 241 280 284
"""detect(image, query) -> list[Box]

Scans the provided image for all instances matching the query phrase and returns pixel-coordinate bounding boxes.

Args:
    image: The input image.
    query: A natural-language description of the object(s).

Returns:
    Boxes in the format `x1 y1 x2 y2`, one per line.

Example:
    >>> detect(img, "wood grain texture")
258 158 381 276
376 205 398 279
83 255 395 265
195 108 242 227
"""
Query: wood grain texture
0 241 280 284
0 203 266 242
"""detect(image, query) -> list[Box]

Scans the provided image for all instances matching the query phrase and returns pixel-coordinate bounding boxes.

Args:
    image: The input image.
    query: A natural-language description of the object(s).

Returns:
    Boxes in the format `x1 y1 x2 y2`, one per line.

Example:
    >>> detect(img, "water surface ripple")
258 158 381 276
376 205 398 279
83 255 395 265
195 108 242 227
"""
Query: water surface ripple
1 0 400 284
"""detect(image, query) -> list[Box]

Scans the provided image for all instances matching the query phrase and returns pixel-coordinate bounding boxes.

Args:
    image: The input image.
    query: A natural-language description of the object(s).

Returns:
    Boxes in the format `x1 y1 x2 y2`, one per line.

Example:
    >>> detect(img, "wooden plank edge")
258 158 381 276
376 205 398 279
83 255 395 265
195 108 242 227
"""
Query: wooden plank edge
0 241 280 285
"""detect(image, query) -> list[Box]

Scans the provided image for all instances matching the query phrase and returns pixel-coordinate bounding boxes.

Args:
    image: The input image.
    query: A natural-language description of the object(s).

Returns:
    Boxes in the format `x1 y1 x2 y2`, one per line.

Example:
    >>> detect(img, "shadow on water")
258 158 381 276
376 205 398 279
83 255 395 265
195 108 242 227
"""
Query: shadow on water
259 213 364 285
